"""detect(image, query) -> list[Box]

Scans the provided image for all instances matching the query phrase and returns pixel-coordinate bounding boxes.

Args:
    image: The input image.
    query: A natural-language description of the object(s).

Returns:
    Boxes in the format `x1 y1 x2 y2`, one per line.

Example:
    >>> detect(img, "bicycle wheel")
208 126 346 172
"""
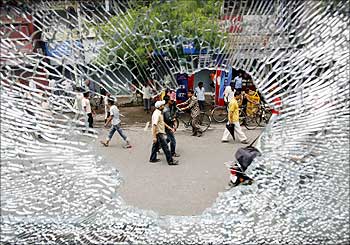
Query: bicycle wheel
244 112 259 130
183 119 190 129
211 106 227 123
259 109 272 127
198 113 211 132
239 109 245 125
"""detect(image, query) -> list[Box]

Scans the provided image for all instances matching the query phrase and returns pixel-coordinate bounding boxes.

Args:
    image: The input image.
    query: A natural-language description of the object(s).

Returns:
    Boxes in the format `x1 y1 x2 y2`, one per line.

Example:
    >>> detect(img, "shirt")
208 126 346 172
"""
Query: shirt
224 86 234 103
228 97 239 123
143 86 152 99
152 109 165 134
82 97 92 113
163 104 176 128
104 95 110 106
195 87 205 101
234 76 242 89
186 96 200 118
104 96 110 119
74 93 83 111
109 105 121 125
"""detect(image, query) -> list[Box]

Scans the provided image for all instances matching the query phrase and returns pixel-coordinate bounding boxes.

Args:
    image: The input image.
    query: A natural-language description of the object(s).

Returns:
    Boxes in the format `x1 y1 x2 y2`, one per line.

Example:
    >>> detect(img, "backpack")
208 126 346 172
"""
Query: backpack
235 146 261 171
235 136 261 172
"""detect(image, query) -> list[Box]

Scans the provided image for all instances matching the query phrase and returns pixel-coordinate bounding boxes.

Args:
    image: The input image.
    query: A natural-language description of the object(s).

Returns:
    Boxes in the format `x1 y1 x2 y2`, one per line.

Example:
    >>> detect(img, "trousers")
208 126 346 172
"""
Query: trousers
150 133 173 164
198 100 205 111
221 121 247 142
143 99 151 111
87 113 93 128
191 115 202 134
107 123 128 142
165 129 176 155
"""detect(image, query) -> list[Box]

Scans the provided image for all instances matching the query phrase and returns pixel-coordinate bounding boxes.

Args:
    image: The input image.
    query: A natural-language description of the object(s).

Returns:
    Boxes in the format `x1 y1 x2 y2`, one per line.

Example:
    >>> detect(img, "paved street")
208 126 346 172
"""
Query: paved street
93 112 262 216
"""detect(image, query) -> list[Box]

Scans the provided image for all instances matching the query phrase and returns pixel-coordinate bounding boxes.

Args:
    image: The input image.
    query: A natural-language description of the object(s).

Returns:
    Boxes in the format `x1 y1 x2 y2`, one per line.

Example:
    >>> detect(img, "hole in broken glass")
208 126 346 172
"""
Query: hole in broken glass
94 67 266 216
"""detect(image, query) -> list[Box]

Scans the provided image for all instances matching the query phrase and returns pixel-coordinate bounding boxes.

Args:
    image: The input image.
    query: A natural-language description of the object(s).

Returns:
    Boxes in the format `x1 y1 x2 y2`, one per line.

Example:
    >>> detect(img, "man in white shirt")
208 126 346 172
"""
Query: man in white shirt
82 91 94 128
149 100 179 165
104 92 111 123
142 83 152 113
224 82 235 104
73 87 84 111
100 99 131 148
195 81 205 111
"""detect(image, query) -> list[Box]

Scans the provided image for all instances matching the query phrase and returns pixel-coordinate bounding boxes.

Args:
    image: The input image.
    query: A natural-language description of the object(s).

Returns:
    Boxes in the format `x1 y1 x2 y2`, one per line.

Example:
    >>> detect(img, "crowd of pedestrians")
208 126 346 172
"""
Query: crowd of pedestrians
75 75 280 167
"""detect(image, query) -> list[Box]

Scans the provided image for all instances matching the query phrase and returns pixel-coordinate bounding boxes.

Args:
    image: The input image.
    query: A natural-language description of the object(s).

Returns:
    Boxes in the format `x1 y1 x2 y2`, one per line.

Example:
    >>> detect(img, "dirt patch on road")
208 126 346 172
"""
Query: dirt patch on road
119 106 152 125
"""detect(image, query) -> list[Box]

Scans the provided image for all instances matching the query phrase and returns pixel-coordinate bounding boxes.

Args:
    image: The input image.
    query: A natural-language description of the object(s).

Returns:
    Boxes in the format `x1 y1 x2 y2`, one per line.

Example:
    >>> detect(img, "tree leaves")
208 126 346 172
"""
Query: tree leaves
93 0 225 69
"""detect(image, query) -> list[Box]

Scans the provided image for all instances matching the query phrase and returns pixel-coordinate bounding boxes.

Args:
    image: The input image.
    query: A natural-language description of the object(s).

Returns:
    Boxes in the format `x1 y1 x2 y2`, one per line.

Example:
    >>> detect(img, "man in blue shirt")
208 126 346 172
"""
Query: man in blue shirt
234 73 243 92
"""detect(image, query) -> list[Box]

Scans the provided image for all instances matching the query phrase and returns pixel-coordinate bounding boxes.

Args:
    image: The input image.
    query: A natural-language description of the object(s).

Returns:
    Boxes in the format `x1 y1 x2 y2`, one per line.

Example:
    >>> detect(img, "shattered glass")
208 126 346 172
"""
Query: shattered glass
1 0 349 243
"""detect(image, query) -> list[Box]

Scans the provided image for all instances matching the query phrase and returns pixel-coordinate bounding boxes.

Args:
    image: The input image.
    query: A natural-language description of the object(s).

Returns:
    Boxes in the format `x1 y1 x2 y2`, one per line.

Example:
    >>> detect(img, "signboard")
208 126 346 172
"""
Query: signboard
182 42 208 55
44 40 84 65
219 67 232 99
42 27 81 42
176 73 188 102
183 42 196 55
219 15 243 33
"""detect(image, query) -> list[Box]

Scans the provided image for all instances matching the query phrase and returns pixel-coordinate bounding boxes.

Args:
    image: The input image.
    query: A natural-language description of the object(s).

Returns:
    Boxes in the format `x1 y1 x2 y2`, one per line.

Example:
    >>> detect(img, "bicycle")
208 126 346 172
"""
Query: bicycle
256 103 272 127
174 106 211 132
211 105 228 123
239 107 260 130
210 103 259 130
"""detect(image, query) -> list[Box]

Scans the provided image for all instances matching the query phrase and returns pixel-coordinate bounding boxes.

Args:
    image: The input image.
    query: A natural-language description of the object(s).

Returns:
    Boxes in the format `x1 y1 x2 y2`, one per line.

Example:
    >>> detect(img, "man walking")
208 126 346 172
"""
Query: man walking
142 82 152 113
100 99 131 148
104 92 112 123
195 82 205 111
163 95 180 157
178 89 202 137
82 91 94 128
221 91 249 144
150 100 179 165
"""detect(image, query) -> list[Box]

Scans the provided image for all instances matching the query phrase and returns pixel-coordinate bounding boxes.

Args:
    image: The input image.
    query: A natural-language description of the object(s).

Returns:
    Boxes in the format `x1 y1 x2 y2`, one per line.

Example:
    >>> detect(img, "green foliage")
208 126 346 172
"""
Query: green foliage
93 0 225 67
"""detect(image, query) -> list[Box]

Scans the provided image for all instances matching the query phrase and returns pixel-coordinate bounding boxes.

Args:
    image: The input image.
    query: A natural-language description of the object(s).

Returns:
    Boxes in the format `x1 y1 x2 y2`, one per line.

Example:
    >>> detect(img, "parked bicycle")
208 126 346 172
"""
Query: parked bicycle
239 107 259 130
211 102 272 129
174 106 211 132
211 105 228 123
210 104 258 130
256 103 272 127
